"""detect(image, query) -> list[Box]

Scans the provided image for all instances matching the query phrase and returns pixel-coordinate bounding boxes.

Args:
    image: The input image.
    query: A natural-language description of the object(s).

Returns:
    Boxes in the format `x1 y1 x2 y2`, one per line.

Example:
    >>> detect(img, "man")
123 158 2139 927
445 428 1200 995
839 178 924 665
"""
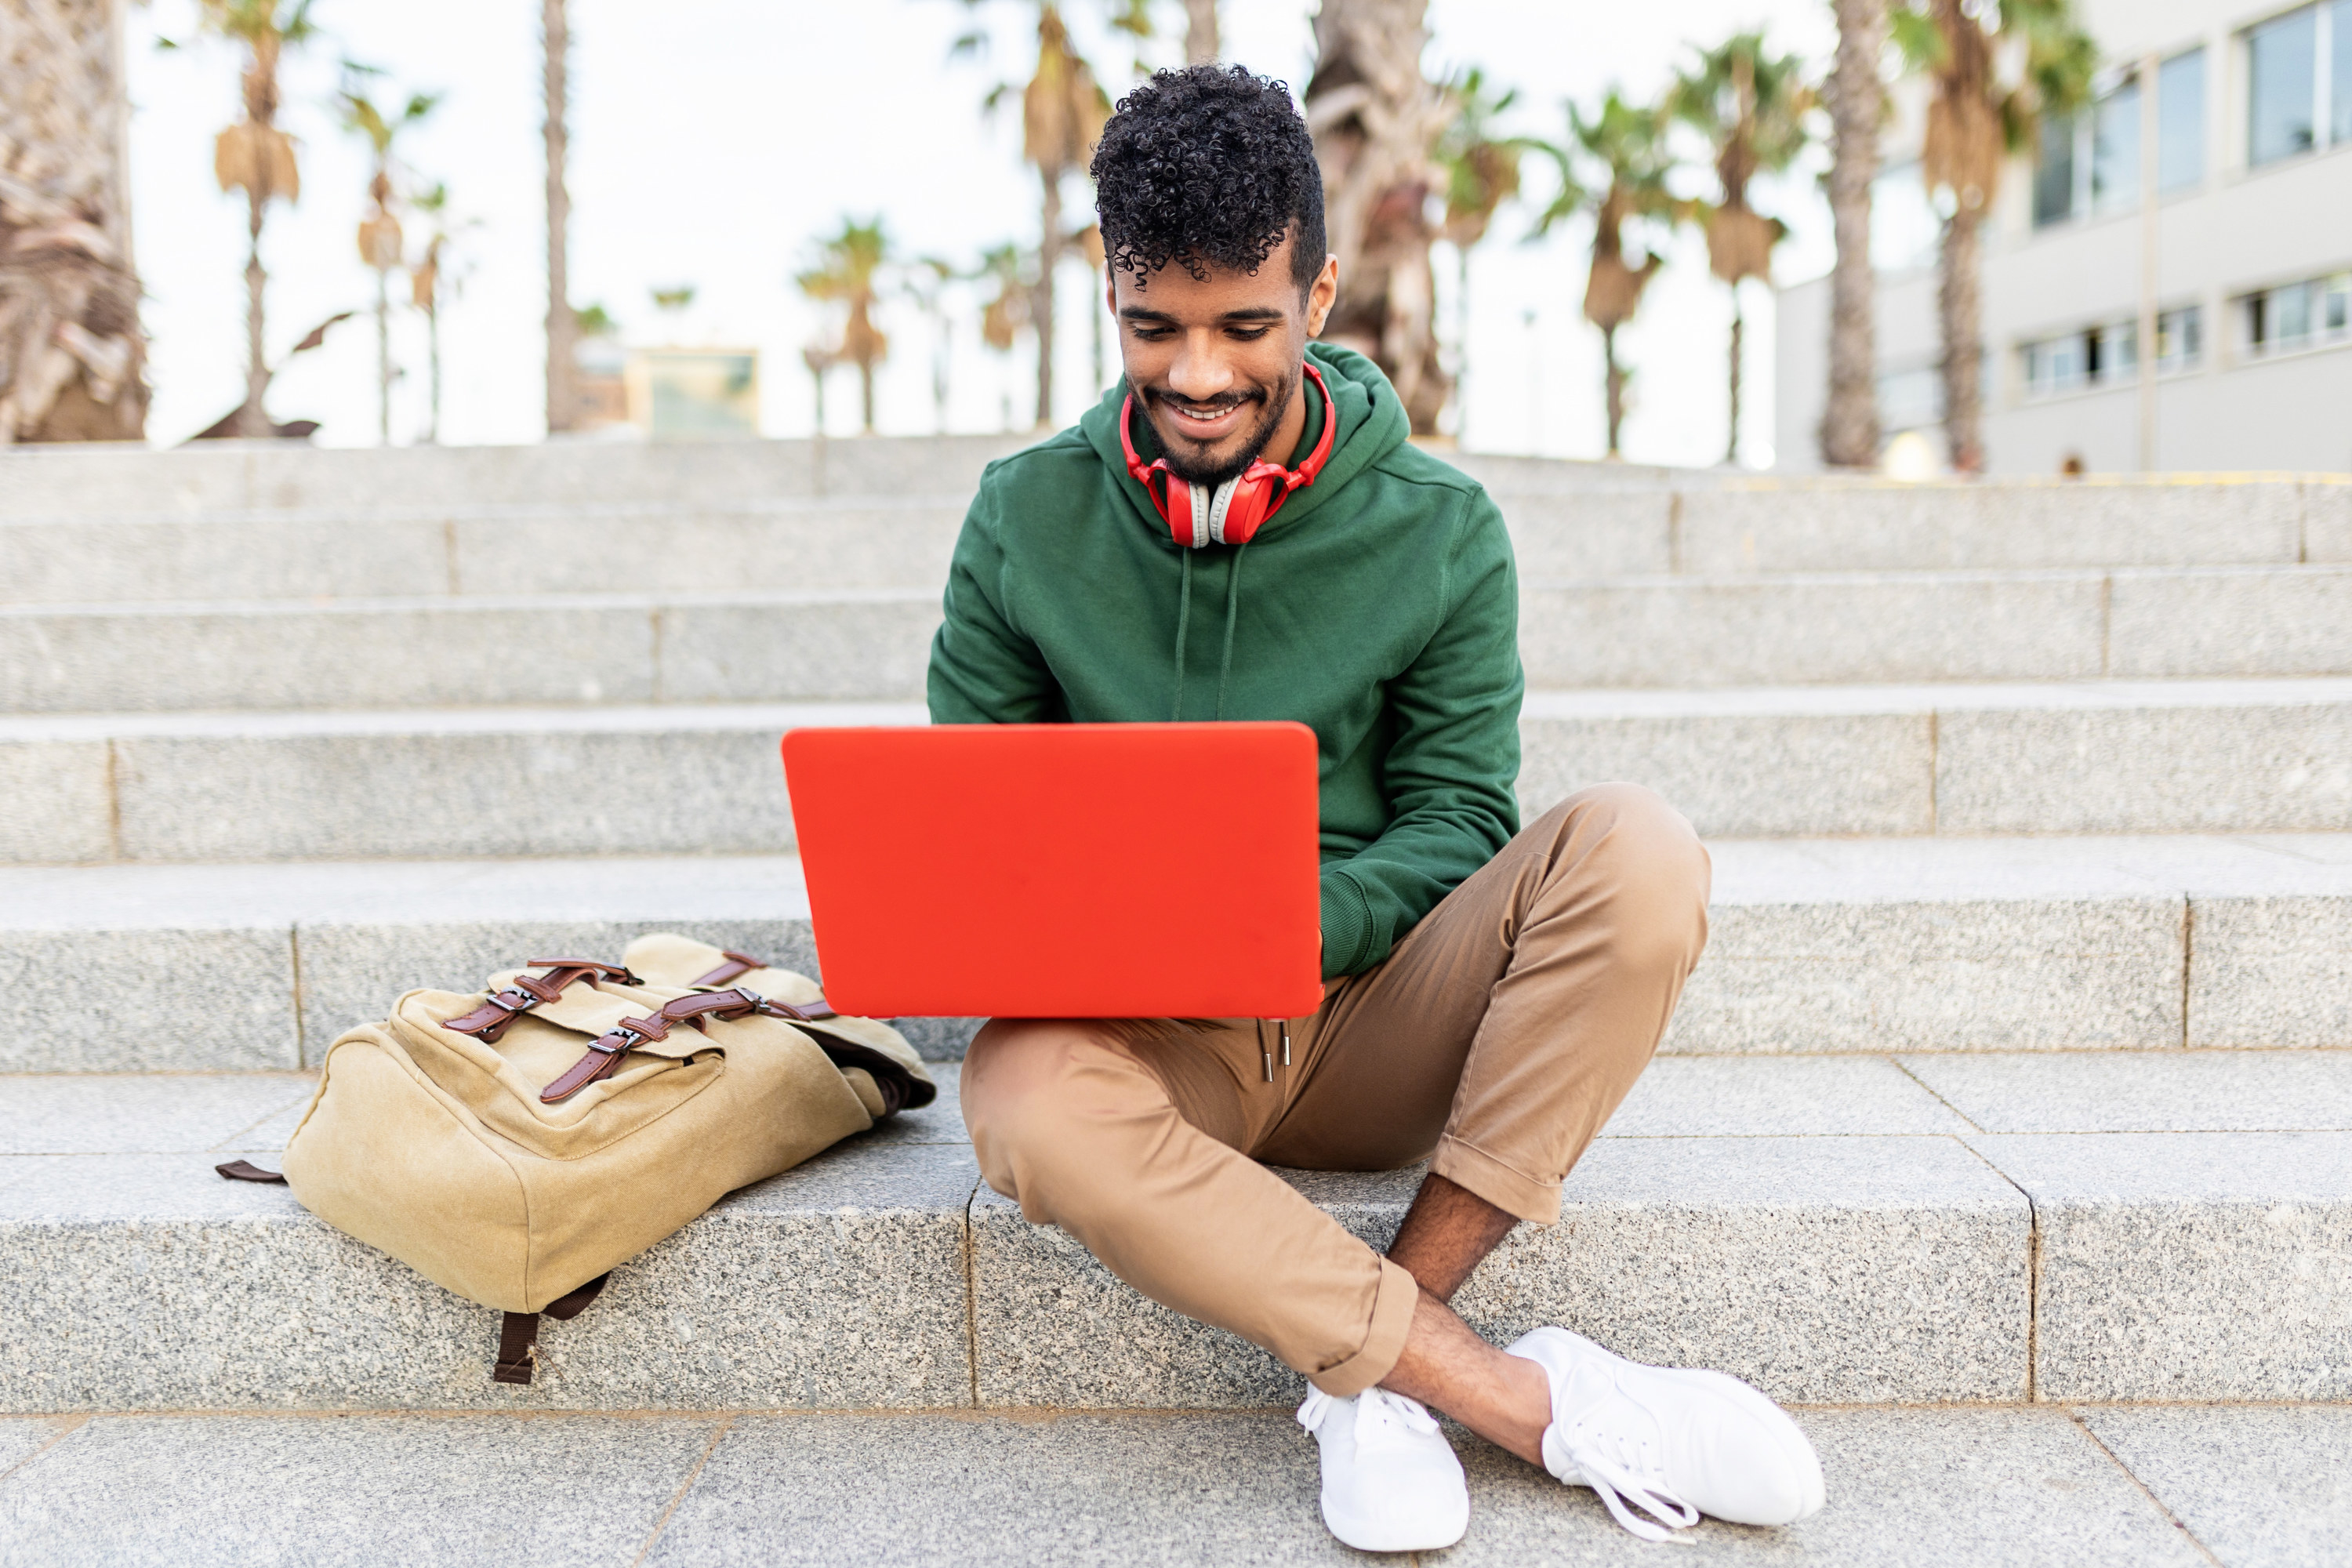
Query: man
928 65 1824 1552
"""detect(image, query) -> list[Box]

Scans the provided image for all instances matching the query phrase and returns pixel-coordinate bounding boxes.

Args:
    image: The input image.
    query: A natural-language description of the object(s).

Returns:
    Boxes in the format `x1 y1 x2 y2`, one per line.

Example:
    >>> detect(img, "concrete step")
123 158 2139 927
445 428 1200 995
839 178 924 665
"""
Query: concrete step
11 564 2351 712
12 1404 2323 1566
0 434 1039 520
5 470 2343 607
6 679 2348 862
2 835 2343 1073
1 1051 2346 1412
0 496 973 607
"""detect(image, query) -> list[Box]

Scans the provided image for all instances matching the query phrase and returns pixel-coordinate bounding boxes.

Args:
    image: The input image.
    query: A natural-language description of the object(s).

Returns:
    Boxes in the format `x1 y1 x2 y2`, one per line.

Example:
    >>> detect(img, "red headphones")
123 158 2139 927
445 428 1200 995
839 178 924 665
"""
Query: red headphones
1119 361 1336 548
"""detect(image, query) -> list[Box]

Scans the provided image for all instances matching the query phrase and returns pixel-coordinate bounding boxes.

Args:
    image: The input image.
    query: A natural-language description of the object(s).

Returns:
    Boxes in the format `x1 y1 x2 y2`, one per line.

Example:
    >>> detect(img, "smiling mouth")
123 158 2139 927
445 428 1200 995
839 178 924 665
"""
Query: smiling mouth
1160 397 1254 437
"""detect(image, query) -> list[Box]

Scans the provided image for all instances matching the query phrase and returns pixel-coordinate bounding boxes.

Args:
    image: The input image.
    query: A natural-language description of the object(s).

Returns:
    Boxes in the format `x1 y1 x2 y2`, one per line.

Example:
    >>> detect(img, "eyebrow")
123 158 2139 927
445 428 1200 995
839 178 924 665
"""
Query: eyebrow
1117 305 1288 325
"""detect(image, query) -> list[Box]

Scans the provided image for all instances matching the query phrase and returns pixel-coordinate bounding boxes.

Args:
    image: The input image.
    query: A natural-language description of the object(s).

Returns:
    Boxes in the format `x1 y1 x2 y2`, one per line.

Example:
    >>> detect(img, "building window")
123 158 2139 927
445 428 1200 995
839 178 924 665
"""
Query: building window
2158 49 2206 191
2249 1 2352 166
2092 77 2143 212
2245 273 2352 355
2155 305 2205 371
2022 309 2204 398
2033 112 2078 226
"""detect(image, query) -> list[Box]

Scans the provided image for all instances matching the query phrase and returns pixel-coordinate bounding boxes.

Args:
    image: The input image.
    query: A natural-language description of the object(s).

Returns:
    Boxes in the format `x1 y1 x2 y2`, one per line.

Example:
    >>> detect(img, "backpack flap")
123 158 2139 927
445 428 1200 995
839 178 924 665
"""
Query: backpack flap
622 934 937 1114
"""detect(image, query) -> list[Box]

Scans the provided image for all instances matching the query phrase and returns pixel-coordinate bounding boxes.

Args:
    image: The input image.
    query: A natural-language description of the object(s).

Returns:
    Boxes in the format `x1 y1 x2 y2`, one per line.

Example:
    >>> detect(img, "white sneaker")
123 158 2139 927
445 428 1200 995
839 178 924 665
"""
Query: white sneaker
1507 1327 1825 1541
1295 1385 1471 1552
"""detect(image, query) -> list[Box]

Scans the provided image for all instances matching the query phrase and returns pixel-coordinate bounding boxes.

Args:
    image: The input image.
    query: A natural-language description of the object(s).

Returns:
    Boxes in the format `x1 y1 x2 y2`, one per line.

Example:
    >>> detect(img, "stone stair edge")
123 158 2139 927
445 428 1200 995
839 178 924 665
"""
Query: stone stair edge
2 1089 2346 1410
8 681 2352 860
9 569 2350 712
2 834 2346 1071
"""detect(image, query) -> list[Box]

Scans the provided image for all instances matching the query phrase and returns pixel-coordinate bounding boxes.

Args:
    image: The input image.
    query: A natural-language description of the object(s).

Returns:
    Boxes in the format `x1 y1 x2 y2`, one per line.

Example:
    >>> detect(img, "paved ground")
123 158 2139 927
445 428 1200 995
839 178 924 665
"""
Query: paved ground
0 1403 2343 1566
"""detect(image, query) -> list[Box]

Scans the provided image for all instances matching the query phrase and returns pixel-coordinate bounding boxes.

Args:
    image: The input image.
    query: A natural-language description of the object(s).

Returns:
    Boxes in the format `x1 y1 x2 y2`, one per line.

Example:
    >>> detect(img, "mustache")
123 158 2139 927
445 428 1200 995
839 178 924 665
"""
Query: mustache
1146 387 1265 417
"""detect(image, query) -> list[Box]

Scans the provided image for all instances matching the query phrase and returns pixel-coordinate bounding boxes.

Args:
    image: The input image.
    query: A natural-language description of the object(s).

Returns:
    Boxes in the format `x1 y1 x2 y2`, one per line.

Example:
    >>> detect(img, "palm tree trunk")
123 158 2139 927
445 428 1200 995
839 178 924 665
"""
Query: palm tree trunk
1939 201 1985 473
1182 0 1218 64
241 187 270 437
375 267 392 444
543 0 576 434
1033 172 1060 429
1454 244 1471 444
1304 0 1452 434
1602 324 1626 457
0 0 148 444
1822 0 1884 468
1725 285 1744 466
859 361 876 434
426 302 441 444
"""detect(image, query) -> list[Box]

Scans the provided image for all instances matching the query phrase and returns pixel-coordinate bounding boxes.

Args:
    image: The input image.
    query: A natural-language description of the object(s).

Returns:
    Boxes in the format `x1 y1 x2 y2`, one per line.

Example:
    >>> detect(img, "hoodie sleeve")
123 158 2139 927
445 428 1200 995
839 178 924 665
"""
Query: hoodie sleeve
927 476 1062 724
1317 486 1523 978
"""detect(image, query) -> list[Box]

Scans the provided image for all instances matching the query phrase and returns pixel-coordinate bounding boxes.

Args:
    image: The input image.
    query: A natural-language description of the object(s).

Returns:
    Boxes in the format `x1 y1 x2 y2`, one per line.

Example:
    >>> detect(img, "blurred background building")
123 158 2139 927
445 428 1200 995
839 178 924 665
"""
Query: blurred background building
1780 0 2352 474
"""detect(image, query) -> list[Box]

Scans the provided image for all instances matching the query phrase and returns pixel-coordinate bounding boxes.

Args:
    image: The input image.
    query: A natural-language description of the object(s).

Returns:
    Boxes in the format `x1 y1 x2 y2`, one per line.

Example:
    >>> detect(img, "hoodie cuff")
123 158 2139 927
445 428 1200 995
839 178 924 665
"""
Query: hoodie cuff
1319 869 1373 980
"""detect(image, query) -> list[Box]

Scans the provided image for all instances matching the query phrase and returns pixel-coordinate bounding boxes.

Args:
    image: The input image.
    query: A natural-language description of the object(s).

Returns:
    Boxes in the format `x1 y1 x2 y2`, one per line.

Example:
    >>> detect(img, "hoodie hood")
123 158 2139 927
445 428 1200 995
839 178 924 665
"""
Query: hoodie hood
1078 341 1414 546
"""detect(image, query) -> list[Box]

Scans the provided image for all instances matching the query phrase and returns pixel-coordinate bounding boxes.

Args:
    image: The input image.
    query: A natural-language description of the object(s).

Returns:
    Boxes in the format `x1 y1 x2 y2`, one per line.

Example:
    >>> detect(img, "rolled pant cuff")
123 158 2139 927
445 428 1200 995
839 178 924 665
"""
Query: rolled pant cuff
1305 1256 1420 1397
1432 1134 1561 1225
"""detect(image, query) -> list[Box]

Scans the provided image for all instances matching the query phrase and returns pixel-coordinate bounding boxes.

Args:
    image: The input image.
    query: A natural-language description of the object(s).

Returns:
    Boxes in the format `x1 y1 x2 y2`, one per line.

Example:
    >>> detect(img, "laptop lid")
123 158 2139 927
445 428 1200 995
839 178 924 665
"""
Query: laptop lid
782 722 1323 1020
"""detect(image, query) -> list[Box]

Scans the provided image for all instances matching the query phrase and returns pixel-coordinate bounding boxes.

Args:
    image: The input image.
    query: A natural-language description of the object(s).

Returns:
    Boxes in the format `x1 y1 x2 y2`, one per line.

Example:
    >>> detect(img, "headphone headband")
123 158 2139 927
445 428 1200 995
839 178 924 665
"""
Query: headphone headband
1119 361 1336 547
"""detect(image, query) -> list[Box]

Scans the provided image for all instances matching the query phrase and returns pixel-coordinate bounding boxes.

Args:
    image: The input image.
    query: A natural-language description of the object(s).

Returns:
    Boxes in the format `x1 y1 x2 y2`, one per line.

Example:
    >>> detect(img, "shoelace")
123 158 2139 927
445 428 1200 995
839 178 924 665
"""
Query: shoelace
1295 1387 1442 1451
1555 1419 1700 1543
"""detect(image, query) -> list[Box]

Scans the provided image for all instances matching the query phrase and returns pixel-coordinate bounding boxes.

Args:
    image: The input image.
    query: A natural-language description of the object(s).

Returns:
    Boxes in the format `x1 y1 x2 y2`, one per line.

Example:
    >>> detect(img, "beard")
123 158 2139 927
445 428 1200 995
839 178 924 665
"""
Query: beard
1142 364 1299 487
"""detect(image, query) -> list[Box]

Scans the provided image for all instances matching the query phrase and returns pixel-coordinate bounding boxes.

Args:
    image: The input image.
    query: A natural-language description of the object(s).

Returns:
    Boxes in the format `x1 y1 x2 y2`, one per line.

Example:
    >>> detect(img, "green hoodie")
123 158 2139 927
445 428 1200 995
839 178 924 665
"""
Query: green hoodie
927 343 1524 979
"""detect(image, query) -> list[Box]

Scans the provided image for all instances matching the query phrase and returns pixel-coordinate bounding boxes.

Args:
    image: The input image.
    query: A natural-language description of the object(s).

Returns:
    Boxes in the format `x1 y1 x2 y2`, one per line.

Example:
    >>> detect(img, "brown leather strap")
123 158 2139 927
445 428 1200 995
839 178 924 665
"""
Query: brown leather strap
535 988 837 1104
488 1272 608 1385
441 958 641 1043
544 1272 609 1321
689 950 765 988
214 1160 287 1184
492 1312 539 1384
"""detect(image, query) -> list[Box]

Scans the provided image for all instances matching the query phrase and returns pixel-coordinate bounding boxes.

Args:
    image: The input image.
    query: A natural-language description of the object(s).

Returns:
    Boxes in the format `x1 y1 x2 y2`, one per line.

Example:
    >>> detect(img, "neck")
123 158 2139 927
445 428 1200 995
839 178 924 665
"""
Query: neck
1268 356 1314 469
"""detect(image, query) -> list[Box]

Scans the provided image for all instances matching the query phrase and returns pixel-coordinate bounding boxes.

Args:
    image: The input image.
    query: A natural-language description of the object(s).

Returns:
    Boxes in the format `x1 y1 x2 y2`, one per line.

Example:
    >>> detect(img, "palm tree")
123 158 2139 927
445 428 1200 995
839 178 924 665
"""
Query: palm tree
1528 91 1686 459
408 182 475 445
974 241 1032 432
1822 0 1887 469
203 0 316 439
1181 0 1217 63
796 217 892 434
1432 67 1523 444
903 256 959 433
0 0 147 443
542 0 575 434
337 68 438 445
1893 0 2093 472
1304 0 1457 434
1670 34 1813 466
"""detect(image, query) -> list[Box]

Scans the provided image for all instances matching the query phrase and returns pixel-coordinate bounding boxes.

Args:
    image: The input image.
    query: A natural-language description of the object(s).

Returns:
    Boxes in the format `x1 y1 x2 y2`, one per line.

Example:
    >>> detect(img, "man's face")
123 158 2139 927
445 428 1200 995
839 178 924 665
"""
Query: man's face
1111 232 1340 486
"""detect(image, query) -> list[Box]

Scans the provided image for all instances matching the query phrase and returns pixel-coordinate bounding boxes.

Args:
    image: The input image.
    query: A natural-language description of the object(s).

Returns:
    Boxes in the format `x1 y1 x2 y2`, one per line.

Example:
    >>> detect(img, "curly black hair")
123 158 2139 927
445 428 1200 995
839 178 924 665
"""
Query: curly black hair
1090 64 1326 294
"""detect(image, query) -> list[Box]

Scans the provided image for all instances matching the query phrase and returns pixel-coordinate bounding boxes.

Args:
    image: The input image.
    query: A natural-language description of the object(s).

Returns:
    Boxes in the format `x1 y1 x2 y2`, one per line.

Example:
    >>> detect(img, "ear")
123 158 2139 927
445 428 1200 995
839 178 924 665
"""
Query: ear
1305 255 1339 338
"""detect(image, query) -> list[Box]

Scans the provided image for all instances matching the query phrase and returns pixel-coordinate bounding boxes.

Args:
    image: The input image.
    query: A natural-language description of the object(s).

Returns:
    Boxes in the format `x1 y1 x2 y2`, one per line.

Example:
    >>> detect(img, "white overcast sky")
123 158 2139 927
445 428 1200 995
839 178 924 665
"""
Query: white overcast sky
123 0 1842 465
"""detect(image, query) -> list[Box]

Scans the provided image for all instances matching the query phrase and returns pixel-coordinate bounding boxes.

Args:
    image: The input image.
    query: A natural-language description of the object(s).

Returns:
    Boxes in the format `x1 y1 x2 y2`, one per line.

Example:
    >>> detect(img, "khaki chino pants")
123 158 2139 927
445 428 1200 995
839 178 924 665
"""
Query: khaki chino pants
960 784 1711 1396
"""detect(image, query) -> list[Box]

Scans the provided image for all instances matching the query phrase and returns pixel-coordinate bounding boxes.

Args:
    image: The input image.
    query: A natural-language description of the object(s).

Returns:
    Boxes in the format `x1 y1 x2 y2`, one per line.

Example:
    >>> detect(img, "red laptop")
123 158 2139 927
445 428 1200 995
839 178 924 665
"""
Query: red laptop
782 723 1323 1020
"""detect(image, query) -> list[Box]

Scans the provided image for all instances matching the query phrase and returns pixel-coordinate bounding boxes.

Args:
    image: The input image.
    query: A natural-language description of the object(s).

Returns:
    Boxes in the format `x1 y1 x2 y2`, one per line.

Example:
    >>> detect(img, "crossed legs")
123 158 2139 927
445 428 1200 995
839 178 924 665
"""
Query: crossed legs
961 784 1712 1420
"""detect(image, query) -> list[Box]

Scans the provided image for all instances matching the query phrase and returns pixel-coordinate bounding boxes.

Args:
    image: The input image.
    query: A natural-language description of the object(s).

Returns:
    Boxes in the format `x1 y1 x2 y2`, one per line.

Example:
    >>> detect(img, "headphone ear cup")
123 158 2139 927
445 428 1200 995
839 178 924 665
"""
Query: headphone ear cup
1218 474 1272 544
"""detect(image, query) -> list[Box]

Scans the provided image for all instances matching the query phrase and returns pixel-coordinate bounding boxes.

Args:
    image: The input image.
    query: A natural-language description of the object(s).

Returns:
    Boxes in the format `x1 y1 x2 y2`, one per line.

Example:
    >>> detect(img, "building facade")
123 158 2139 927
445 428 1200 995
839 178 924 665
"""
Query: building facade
1777 0 2352 475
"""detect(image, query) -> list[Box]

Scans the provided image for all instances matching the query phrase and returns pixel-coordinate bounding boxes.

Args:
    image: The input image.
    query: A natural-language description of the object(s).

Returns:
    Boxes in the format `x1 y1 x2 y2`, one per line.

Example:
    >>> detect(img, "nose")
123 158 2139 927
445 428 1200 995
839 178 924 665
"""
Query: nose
1164 329 1236 404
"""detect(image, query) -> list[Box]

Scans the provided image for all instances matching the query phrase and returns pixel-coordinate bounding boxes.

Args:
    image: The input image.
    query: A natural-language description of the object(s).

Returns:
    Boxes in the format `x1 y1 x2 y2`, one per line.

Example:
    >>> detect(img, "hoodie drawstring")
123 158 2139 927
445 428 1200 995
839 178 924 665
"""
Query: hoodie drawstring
1172 543 1250 721
1214 542 1248 720
1170 550 1195 721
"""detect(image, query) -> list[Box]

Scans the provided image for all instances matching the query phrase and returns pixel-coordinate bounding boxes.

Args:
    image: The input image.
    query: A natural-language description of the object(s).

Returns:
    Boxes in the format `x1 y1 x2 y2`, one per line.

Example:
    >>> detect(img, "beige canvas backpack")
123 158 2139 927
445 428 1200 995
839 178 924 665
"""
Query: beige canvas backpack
227 933 933 1383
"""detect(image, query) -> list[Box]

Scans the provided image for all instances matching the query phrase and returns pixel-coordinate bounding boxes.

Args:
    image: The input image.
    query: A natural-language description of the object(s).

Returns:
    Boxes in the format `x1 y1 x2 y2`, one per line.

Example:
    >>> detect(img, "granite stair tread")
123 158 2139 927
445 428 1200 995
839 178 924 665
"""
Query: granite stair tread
13 1403 2339 1566
3 833 2347 1071
9 564 2352 710
1 1054 2347 1411
8 678 2352 862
